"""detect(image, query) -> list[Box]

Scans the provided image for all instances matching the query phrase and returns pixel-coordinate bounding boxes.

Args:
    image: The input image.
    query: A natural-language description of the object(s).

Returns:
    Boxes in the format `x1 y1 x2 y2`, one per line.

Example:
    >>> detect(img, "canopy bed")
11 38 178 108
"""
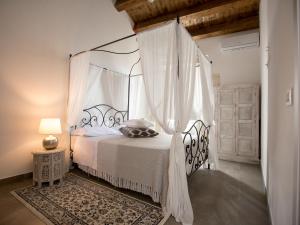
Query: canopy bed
68 20 217 225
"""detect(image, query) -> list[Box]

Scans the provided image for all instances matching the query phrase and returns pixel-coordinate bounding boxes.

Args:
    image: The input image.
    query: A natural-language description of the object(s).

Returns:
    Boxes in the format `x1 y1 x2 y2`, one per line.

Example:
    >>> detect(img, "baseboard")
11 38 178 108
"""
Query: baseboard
0 172 32 184
219 156 260 164
259 159 272 225
259 161 267 193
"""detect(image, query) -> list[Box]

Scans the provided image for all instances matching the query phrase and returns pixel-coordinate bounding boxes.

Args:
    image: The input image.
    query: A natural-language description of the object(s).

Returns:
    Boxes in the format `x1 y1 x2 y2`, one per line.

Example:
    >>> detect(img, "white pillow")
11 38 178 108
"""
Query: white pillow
121 119 154 128
72 126 121 137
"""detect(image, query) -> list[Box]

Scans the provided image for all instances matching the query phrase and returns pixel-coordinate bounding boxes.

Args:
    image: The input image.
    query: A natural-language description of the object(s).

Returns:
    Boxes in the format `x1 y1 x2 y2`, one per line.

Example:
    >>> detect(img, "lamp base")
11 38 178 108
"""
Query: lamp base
43 135 58 150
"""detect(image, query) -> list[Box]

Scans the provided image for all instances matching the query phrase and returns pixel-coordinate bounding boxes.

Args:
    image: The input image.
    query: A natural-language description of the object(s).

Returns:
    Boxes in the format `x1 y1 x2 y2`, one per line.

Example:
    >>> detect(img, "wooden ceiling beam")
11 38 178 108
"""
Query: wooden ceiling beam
115 0 146 12
133 0 249 33
189 15 259 40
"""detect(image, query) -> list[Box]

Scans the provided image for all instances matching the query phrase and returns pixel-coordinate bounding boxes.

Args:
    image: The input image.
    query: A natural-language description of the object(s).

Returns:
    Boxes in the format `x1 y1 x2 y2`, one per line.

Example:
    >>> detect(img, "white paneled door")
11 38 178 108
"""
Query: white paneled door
217 88 236 156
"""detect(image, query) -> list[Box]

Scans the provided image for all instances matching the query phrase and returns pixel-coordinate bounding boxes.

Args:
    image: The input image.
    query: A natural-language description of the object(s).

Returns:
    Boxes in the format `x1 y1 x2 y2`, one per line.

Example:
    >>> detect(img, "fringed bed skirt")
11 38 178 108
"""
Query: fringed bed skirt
78 164 163 204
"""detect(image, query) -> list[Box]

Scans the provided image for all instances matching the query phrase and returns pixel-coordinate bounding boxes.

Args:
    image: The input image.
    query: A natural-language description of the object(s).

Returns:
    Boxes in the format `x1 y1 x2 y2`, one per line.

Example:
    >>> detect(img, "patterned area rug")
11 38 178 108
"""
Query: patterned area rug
11 173 167 225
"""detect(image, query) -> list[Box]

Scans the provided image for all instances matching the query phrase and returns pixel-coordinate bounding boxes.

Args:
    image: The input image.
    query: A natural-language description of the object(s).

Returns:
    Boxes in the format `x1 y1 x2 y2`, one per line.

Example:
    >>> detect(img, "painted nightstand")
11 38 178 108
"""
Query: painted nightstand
32 148 65 187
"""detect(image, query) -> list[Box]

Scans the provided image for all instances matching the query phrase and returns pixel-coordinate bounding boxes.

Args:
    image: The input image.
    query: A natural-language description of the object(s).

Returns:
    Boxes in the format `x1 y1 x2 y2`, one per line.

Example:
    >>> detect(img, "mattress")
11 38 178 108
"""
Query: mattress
71 133 172 207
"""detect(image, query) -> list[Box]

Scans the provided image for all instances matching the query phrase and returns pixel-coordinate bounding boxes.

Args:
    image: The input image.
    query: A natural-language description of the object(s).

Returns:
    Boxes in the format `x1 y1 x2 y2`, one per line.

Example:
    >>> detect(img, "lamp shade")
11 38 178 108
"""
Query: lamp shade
39 118 62 135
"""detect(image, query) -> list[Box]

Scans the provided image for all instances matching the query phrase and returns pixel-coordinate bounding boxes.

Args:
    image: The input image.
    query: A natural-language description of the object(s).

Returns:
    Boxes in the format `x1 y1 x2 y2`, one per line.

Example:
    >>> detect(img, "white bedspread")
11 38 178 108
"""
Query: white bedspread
71 134 172 207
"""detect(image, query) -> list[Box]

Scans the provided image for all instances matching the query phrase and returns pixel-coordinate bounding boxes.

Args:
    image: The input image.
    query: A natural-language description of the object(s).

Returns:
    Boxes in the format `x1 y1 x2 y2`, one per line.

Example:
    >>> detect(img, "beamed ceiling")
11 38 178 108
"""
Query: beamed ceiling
114 0 260 39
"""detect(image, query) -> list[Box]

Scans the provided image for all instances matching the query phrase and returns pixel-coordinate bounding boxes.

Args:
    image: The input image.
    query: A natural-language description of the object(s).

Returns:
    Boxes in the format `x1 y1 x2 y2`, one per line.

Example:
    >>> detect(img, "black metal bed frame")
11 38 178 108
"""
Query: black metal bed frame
78 104 128 128
183 120 210 176
70 24 211 176
74 104 210 176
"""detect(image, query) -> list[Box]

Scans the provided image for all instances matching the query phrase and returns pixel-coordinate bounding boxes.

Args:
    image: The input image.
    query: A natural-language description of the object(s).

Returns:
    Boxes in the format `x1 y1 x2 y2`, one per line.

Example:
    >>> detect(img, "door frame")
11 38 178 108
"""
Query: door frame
295 0 300 223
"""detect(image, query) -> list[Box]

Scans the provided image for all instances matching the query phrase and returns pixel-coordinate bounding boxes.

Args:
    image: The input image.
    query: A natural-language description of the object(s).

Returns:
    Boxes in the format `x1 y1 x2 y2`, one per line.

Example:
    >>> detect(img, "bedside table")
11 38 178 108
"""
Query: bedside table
32 148 65 187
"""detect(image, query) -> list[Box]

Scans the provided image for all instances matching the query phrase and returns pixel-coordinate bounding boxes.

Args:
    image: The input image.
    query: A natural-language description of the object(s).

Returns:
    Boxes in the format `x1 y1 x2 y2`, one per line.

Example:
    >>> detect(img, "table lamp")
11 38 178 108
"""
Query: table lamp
39 118 62 150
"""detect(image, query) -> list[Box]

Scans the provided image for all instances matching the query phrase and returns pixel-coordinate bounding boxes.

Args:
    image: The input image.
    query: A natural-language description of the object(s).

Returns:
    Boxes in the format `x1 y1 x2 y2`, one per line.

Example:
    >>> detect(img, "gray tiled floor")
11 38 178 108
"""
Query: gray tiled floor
0 160 270 225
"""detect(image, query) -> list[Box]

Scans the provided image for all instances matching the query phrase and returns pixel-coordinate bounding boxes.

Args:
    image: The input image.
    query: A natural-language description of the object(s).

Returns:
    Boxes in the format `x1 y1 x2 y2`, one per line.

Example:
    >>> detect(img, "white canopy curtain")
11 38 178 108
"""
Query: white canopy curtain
137 21 200 225
197 51 218 169
67 54 130 127
100 68 128 109
129 75 152 119
67 52 91 126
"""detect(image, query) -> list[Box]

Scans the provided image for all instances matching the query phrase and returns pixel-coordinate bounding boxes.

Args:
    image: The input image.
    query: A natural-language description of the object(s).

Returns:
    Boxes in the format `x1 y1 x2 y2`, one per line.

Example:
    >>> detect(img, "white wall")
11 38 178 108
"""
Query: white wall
0 0 135 179
259 0 269 188
197 32 261 86
260 0 300 224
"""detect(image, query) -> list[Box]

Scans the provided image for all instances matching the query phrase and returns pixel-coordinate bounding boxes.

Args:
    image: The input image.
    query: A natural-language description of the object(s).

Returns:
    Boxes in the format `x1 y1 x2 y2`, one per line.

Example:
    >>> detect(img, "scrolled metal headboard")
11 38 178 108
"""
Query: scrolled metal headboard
78 104 128 128
183 120 210 176
73 104 210 175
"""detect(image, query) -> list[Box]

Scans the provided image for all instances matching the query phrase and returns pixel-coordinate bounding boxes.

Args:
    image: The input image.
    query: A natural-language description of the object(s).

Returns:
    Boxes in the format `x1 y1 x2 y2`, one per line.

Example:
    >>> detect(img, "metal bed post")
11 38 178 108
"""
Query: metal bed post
127 57 141 121
127 73 131 120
